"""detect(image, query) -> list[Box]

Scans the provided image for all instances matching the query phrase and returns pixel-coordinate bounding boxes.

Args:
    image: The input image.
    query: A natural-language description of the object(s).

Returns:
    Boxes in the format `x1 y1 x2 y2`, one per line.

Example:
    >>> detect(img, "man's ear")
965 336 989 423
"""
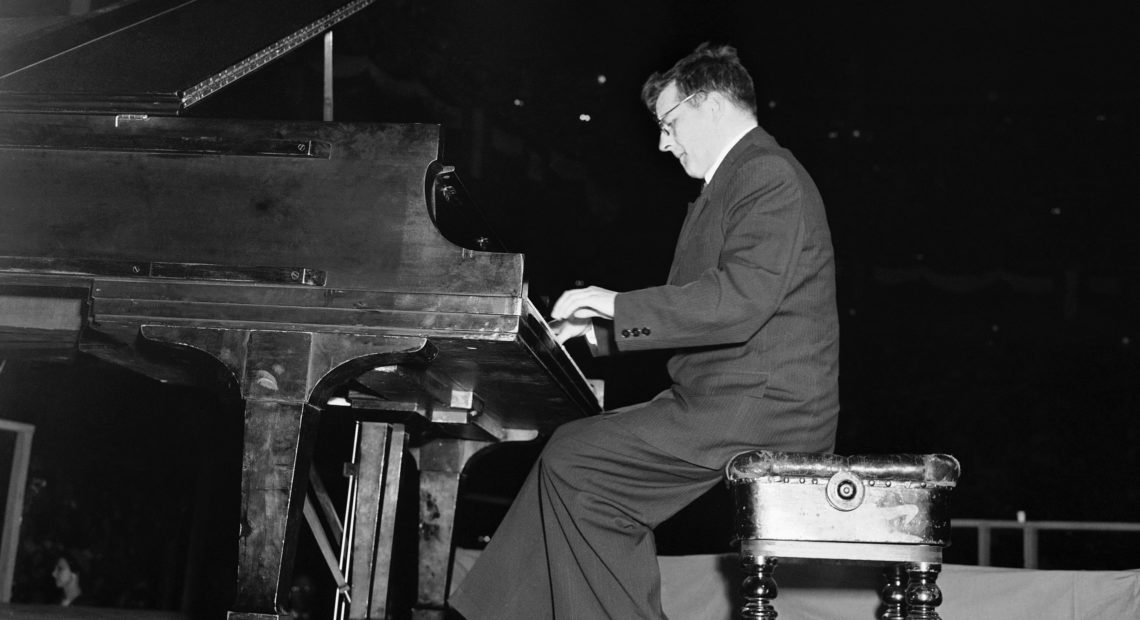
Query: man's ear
705 91 726 119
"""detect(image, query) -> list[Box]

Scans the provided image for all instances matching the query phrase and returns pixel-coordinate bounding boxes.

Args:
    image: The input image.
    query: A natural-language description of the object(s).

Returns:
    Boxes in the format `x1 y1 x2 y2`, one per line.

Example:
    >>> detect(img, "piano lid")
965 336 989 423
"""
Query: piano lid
0 0 374 115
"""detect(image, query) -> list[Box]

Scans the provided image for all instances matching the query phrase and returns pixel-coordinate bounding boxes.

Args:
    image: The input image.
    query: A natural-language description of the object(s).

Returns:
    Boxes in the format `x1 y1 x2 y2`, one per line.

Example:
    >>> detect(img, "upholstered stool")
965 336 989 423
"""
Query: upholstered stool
726 451 961 620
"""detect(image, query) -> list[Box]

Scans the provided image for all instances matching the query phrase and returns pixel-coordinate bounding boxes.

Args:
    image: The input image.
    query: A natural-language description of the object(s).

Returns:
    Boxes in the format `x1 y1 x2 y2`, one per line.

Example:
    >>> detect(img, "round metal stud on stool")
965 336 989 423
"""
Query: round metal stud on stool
825 470 864 511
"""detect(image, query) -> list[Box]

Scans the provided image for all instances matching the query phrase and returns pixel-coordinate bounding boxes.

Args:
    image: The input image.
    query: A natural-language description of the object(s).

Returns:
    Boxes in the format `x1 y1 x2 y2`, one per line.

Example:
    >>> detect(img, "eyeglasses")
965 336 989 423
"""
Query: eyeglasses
656 91 704 137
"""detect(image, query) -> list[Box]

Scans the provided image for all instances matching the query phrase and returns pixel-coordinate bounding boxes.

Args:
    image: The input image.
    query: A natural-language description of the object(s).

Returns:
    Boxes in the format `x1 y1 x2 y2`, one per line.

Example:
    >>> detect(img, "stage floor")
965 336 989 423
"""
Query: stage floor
4 552 1137 619
453 549 1140 620
0 605 186 620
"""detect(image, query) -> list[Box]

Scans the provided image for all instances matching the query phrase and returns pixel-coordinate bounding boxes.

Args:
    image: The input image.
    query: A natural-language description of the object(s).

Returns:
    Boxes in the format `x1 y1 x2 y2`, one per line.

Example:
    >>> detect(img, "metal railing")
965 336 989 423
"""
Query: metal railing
952 516 1140 568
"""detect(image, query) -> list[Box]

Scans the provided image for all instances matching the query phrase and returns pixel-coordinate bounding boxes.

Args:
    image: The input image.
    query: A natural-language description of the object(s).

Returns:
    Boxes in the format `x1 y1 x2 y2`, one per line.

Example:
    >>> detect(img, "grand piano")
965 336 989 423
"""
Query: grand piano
0 1 600 618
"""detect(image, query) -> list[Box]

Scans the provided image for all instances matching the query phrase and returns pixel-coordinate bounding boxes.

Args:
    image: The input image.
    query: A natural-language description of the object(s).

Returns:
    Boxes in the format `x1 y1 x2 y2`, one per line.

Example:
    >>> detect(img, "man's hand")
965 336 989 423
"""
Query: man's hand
548 317 593 345
550 286 617 321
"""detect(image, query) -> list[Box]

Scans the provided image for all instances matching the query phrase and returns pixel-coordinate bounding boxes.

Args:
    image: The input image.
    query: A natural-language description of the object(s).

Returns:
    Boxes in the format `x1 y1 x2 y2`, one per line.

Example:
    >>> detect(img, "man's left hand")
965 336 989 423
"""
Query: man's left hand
548 317 593 345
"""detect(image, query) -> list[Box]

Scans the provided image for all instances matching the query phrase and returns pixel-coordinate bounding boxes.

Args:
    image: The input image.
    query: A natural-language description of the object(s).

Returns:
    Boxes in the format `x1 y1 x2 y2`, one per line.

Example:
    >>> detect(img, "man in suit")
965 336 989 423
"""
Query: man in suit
449 43 839 619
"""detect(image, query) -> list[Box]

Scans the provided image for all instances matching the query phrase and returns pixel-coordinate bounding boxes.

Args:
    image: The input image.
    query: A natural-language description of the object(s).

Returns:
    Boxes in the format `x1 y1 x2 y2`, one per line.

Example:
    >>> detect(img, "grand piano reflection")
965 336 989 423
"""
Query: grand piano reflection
0 1 600 618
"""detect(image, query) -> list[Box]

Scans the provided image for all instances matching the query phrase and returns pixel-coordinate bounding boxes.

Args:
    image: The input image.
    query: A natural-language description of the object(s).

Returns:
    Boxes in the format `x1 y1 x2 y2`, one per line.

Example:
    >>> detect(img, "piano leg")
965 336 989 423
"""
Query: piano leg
131 325 437 618
345 422 409 619
228 398 320 620
414 437 492 620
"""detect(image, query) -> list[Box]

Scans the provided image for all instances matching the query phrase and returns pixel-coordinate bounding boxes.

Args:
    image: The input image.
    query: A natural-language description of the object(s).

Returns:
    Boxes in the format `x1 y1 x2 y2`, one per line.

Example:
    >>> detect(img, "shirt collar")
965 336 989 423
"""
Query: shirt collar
703 124 758 185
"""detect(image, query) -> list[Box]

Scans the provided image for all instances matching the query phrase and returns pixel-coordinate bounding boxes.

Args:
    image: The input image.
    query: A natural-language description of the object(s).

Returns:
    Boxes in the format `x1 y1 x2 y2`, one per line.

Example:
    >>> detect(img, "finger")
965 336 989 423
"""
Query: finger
551 319 582 344
554 329 573 345
569 306 603 320
551 289 586 319
550 292 572 319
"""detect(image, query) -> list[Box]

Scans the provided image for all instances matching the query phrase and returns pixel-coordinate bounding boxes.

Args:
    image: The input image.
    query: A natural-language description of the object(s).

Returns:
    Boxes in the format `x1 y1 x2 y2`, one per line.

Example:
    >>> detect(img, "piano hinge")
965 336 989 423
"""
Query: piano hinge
114 114 149 127
181 0 376 109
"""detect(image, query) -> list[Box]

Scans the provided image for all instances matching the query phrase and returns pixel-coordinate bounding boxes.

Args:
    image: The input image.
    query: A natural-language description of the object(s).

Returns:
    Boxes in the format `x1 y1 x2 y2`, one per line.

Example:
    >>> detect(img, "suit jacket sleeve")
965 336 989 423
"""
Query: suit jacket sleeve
588 319 617 356
613 153 807 352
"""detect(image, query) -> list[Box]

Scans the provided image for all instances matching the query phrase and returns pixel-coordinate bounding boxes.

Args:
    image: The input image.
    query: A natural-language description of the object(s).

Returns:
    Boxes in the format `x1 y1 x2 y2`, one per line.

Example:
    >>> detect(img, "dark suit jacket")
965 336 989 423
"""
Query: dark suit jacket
603 126 839 468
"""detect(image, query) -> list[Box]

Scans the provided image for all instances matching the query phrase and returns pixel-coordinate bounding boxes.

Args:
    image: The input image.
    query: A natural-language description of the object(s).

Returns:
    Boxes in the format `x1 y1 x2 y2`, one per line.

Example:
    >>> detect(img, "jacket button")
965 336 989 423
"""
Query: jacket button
630 327 641 336
620 329 631 337
642 327 652 335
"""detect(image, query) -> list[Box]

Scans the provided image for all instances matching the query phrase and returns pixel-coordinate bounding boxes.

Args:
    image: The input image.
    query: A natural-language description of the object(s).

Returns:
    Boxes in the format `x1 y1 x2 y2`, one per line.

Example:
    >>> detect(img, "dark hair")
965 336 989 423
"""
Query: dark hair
641 42 758 117
56 550 89 577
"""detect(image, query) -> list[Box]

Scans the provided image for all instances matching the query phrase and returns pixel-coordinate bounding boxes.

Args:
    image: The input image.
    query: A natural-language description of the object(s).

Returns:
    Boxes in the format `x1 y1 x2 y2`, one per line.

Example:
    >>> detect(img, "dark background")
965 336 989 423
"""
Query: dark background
2 0 1138 614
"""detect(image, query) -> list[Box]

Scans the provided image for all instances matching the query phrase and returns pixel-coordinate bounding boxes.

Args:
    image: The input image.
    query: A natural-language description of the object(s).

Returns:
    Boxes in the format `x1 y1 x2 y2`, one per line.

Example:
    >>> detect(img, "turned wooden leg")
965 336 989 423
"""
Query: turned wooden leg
905 562 943 620
880 564 907 619
740 554 778 620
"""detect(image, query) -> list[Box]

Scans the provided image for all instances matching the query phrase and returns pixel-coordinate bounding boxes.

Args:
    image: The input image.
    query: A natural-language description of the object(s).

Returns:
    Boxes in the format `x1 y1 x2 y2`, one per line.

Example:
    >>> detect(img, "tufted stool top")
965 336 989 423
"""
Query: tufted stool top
726 451 960 486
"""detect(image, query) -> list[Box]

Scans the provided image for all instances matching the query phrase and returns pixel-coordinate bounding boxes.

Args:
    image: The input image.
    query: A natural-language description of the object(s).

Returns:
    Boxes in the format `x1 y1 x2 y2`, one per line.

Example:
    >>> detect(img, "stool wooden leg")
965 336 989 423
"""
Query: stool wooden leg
740 554 778 619
904 562 943 620
880 564 907 620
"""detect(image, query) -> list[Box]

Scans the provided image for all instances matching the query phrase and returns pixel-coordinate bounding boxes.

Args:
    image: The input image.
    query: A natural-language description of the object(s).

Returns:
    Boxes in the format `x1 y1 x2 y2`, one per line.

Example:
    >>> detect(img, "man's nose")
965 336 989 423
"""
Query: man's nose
658 132 673 152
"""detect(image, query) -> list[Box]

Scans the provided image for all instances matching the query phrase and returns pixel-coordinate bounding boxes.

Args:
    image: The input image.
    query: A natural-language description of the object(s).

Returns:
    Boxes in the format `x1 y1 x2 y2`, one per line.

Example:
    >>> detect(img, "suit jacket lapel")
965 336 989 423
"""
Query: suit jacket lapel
677 190 710 245
668 190 709 282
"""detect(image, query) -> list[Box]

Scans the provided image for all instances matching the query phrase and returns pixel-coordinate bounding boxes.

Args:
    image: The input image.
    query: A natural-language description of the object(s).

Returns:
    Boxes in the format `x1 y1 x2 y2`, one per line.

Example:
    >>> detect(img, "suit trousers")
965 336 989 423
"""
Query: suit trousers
448 411 725 619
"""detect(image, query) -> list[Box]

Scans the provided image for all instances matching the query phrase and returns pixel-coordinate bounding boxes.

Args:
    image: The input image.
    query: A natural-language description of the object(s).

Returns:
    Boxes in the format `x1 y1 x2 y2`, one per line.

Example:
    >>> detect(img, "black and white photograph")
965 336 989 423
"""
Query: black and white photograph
0 1 1137 619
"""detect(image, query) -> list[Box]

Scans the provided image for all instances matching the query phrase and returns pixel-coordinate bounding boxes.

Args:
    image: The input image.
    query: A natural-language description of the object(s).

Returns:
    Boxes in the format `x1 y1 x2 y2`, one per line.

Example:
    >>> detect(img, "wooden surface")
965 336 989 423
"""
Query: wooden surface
0 112 599 424
0 114 518 295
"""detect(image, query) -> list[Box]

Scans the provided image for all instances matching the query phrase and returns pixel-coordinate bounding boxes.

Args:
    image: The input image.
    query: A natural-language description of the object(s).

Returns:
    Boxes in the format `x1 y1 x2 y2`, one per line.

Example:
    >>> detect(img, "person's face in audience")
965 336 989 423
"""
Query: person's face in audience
52 557 75 589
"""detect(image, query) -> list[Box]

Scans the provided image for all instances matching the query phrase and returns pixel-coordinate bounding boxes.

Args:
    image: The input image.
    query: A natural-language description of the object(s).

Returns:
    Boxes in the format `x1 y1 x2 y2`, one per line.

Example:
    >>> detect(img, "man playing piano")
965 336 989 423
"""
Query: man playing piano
450 42 840 619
